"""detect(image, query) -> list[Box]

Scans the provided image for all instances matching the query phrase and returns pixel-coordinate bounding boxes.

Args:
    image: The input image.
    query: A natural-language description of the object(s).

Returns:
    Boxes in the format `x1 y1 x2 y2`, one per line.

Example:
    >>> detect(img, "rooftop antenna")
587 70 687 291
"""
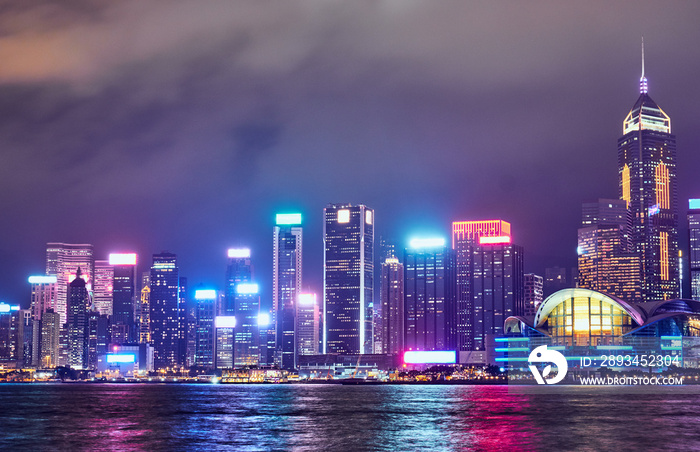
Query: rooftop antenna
640 36 648 94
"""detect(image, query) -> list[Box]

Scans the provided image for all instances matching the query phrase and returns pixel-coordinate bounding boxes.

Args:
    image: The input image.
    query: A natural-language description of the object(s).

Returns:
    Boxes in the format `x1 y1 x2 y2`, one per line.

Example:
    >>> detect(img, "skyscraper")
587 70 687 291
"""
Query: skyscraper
218 249 253 368
273 213 303 370
29 275 57 366
92 260 114 317
688 199 700 301
618 47 679 301
149 252 180 370
66 268 90 369
46 243 94 326
109 253 138 344
380 257 404 355
451 220 511 351
323 203 374 355
234 283 260 367
194 289 216 368
296 293 320 356
404 238 454 351
523 273 543 316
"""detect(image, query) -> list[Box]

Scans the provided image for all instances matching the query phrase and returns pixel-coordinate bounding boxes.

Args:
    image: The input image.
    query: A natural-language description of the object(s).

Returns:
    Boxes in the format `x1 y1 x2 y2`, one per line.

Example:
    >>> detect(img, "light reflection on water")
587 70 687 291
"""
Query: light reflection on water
2 384 700 450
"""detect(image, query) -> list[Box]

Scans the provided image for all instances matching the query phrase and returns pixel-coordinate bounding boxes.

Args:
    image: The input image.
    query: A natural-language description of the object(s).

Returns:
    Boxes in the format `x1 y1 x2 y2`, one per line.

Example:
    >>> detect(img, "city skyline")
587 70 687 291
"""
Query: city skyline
2 2 700 310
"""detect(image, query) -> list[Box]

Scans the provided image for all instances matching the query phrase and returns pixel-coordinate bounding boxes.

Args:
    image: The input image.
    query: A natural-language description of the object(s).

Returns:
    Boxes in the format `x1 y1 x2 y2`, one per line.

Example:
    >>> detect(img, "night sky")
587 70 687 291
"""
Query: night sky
2 1 700 308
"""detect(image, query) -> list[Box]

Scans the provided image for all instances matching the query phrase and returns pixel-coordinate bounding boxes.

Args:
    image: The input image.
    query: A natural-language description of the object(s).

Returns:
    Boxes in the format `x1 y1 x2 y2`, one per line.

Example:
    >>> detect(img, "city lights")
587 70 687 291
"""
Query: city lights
215 316 236 328
194 289 217 300
28 275 57 284
409 238 446 249
298 293 316 306
106 354 136 363
257 312 270 326
236 283 259 295
275 213 302 225
479 235 512 245
337 209 350 223
108 253 137 266
403 350 457 364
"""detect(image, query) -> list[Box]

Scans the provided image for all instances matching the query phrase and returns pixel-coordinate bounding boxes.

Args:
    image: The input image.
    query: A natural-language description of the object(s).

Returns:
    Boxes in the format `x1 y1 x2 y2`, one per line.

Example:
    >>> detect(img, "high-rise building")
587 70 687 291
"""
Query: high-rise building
109 253 138 345
380 257 404 355
452 220 511 351
618 49 679 301
46 243 94 326
689 199 700 301
273 213 303 370
523 273 544 316
87 311 110 370
39 309 61 368
92 260 114 317
66 268 90 369
0 303 21 364
149 252 180 370
234 283 260 367
29 275 58 367
139 284 151 344
404 238 455 351
194 289 216 368
296 293 319 356
323 203 374 354
217 249 253 369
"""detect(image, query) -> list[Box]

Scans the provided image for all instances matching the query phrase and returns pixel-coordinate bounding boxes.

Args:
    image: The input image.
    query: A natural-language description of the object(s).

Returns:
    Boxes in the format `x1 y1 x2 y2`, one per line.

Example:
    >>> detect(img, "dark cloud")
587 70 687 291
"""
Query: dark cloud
1 1 700 305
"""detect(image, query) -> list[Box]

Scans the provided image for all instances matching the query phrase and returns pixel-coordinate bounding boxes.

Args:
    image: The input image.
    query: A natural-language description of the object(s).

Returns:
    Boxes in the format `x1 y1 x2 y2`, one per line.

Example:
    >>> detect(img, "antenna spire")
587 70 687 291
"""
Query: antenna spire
640 36 648 94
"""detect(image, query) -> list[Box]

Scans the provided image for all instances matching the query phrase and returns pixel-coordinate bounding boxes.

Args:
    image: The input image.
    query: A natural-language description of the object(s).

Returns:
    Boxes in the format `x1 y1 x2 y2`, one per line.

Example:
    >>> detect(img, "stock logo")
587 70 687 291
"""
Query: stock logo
528 345 568 385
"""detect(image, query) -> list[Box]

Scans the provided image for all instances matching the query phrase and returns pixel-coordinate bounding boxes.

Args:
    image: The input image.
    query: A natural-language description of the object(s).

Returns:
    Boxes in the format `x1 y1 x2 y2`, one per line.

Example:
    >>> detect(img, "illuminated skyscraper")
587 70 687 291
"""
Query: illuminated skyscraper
29 275 57 366
39 309 60 368
618 47 678 301
688 199 700 301
194 289 216 368
92 260 114 317
404 238 455 351
273 213 303 370
109 253 138 344
149 252 180 370
218 249 253 368
523 273 543 316
323 203 374 355
380 257 404 355
296 293 320 356
66 268 90 369
451 220 511 350
234 283 260 367
46 243 94 326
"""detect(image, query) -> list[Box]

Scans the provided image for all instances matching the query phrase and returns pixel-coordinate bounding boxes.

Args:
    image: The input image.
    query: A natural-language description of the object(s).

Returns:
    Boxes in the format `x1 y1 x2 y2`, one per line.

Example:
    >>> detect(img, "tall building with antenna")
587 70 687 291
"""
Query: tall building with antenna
617 40 679 301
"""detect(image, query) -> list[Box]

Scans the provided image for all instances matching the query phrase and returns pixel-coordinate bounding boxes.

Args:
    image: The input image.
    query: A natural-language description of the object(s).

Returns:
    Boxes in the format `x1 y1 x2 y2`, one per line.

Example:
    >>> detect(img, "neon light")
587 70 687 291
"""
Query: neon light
409 238 446 249
403 350 456 364
0 305 10 313
153 262 175 269
108 253 137 266
452 220 511 245
194 289 217 300
107 354 135 363
365 210 373 225
257 312 270 326
228 248 251 258
10 306 19 311
337 209 350 223
28 276 57 284
215 316 236 328
648 204 660 217
655 162 670 210
385 257 399 264
622 164 631 207
298 293 316 306
276 213 302 225
236 283 259 295
479 235 512 245
689 199 700 210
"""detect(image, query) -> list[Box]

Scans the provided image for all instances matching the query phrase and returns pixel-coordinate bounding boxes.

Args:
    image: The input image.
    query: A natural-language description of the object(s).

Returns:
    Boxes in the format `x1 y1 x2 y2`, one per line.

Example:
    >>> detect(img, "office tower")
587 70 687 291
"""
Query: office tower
403 239 454 351
296 293 320 356
109 254 138 344
273 213 303 370
578 199 642 302
689 200 700 301
452 220 511 351
40 309 61 368
523 273 544 316
66 268 90 369
234 283 260 367
544 266 569 297
618 49 679 301
29 276 58 366
323 203 374 354
87 311 109 370
0 303 20 364
178 277 188 368
149 252 180 370
46 243 94 325
194 290 216 368
17 310 32 367
216 249 253 368
472 236 523 350
380 257 404 355
93 260 114 316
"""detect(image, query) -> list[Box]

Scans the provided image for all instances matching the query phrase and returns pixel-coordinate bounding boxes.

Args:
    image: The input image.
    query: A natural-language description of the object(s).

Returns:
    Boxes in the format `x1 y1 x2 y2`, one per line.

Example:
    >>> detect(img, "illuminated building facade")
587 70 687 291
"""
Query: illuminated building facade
296 293 320 356
29 276 57 322
523 273 543 316
149 252 180 370
46 243 94 326
139 284 151 343
218 249 253 368
39 309 61 368
0 303 21 364
404 238 455 351
234 283 260 367
92 260 114 316
323 204 374 355
87 311 110 370
273 213 303 370
618 56 679 301
66 269 90 369
688 199 700 301
451 220 511 350
578 199 642 303
380 257 404 355
110 253 138 344
194 290 216 368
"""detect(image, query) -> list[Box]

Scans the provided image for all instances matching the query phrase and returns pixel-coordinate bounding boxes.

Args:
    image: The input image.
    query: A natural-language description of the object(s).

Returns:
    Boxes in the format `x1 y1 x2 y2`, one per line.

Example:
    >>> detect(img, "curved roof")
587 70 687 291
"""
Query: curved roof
533 288 645 328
